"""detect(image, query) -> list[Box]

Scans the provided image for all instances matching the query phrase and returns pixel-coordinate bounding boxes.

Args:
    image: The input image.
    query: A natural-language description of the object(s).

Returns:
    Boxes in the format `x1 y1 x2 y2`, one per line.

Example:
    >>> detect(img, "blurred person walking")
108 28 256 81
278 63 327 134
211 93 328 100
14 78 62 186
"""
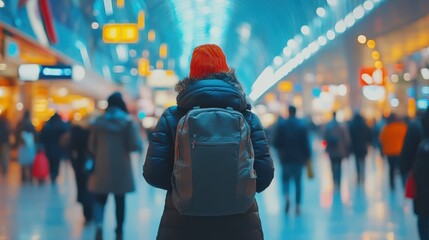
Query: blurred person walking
379 114 407 190
88 92 140 240
323 112 351 190
348 112 372 184
0 113 11 176
143 44 274 240
39 112 69 184
404 107 429 240
400 108 429 187
273 105 311 214
15 111 37 182
70 114 95 224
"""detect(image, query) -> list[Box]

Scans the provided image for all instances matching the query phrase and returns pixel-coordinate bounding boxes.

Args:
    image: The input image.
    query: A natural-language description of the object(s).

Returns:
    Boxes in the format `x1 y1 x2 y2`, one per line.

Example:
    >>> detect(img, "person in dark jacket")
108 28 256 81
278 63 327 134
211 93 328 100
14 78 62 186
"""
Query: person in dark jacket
348 112 372 184
39 112 69 183
323 112 351 190
273 105 310 214
88 92 140 240
70 114 94 223
412 107 429 240
400 108 429 187
0 113 11 176
143 44 274 240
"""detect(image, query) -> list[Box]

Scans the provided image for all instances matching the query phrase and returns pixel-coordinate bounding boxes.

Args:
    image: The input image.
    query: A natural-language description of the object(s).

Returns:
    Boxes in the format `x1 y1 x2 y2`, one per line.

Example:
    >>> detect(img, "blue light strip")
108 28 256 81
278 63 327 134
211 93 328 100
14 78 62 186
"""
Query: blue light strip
170 0 231 72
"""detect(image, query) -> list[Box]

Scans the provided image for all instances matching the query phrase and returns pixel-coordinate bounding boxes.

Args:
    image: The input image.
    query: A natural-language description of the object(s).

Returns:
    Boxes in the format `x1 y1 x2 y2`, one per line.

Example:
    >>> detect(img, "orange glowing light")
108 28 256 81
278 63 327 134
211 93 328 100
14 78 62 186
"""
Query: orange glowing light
117 0 124 8
148 30 156 42
159 43 168 58
367 40 376 49
138 11 145 29
102 24 138 43
138 58 150 76
372 51 380 60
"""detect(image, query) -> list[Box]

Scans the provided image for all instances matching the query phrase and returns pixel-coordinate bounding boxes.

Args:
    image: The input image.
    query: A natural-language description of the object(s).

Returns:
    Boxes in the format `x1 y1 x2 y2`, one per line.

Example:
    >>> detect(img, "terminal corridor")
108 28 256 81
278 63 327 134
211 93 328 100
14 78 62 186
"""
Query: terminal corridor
0 139 419 240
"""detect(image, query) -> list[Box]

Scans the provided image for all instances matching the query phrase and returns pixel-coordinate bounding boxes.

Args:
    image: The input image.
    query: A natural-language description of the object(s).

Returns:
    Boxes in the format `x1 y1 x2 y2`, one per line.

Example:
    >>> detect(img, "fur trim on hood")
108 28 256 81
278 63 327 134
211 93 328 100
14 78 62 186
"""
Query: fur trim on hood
175 70 245 96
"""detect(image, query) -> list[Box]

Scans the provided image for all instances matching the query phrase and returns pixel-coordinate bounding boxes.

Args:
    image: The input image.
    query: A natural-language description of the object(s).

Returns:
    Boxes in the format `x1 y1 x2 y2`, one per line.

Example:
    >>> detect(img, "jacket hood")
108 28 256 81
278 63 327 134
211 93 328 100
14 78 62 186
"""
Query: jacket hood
93 107 131 132
175 71 250 112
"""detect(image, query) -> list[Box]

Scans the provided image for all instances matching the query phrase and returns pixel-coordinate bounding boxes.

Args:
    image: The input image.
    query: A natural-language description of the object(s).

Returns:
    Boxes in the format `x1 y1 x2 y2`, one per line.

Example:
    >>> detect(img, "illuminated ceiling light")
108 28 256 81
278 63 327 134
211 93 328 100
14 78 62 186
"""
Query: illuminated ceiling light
238 23 252 41
327 0 337 7
0 0 5 8
344 14 356 27
421 68 429 80
404 73 411 81
316 7 326 17
363 0 374 11
302 48 311 59
296 53 304 64
334 20 346 33
390 98 399 107
130 68 138 76
391 74 399 83
113 65 125 73
372 51 380 60
353 5 365 19
357 35 367 44
129 49 137 57
91 22 99 30
375 61 383 69
283 47 292 57
116 45 128 62
327 30 336 40
138 10 145 29
318 36 327 46
301 25 310 35
367 39 376 49
274 56 283 66
287 39 296 49
148 30 156 42
103 0 113 15
310 41 320 53
159 43 168 58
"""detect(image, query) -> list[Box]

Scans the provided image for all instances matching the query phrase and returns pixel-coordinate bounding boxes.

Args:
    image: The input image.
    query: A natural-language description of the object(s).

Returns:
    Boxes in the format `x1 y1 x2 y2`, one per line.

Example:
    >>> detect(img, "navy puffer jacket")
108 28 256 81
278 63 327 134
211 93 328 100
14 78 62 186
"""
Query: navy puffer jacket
143 73 274 240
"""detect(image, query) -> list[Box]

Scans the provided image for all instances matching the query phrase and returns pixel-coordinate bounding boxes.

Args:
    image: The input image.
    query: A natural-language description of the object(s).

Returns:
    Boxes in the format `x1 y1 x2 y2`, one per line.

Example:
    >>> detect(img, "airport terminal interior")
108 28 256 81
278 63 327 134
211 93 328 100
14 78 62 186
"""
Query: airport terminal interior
1 0 429 239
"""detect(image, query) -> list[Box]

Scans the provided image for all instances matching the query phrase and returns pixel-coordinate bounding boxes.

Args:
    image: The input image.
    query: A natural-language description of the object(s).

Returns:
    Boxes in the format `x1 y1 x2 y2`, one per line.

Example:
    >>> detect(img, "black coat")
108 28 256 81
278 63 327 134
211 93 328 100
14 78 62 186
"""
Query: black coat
39 114 69 160
413 139 429 217
143 74 274 240
272 117 310 164
348 116 372 158
400 119 425 175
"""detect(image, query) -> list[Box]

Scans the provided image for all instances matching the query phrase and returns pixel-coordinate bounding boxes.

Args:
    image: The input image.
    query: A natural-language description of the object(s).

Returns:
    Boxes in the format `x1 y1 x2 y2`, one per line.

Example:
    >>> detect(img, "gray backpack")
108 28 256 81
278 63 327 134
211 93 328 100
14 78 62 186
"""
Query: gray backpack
172 107 256 216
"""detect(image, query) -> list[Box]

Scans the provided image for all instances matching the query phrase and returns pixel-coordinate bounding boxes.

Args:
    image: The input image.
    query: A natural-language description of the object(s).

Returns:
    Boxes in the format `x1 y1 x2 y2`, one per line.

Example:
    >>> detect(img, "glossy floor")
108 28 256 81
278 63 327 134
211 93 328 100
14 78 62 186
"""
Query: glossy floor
0 140 419 240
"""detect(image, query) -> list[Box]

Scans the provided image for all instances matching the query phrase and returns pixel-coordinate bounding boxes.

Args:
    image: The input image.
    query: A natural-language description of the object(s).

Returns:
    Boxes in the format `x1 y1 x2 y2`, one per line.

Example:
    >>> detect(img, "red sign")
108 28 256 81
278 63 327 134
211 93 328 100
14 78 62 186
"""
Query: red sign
359 67 386 86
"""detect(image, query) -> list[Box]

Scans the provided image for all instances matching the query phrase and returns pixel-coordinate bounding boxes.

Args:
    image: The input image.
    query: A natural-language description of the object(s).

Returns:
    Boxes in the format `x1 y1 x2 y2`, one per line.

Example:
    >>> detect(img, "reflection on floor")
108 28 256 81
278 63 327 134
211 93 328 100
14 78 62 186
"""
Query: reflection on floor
0 139 419 240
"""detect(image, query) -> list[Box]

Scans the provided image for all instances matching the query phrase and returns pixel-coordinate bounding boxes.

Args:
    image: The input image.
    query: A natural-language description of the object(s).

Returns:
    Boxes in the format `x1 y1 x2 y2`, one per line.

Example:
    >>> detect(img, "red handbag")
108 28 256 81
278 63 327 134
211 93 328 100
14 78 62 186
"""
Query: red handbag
32 151 50 179
405 173 416 199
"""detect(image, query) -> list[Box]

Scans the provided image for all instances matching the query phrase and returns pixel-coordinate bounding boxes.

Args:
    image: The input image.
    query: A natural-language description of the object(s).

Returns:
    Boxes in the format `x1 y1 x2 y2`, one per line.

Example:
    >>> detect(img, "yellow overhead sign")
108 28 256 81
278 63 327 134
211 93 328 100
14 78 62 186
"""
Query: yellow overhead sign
102 24 139 43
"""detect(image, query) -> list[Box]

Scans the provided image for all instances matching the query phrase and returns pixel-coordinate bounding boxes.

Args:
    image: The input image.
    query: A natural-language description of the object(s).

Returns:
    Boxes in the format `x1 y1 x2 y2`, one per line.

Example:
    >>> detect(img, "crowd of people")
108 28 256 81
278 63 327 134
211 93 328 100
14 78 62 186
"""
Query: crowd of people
0 44 427 240
271 106 429 240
